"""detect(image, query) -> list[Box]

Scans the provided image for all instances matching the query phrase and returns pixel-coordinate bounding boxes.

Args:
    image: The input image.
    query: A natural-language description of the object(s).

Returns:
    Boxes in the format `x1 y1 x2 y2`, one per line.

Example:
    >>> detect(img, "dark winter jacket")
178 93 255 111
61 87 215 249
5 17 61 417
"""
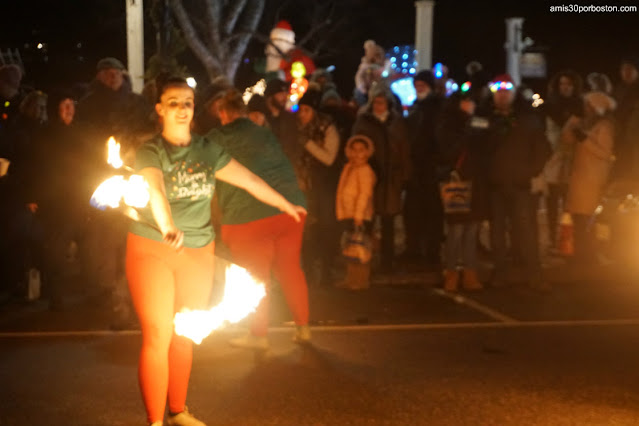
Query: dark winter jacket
406 93 443 182
24 121 95 222
613 81 639 178
543 94 583 128
266 109 300 170
352 110 410 215
436 103 491 222
76 79 153 142
475 103 552 190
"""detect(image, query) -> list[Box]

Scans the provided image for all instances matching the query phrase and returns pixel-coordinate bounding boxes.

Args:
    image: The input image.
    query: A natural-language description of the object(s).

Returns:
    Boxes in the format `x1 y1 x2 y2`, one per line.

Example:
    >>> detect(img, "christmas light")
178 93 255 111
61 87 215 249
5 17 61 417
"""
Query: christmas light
288 61 309 109
489 81 514 93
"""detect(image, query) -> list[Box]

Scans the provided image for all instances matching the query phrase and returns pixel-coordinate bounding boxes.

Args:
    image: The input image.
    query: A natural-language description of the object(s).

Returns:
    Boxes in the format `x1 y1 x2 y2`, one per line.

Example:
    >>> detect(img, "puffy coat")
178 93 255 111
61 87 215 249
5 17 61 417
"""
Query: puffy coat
565 116 615 214
336 135 376 222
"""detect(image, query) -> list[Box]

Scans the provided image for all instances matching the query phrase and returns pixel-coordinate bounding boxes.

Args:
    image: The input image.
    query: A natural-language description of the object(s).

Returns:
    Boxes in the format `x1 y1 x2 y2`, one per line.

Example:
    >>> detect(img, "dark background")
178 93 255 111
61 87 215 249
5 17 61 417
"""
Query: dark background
2 0 638 96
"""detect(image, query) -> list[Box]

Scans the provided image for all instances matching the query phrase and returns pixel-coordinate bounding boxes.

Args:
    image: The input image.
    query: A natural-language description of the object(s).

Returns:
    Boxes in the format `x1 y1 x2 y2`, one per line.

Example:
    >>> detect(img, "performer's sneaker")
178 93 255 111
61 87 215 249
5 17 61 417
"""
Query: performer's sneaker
293 325 311 344
229 333 269 351
166 407 206 426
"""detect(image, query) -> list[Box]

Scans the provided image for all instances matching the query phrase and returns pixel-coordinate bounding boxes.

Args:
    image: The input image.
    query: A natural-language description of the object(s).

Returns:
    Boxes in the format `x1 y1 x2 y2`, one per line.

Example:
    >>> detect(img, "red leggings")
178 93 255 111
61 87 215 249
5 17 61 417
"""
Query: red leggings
221 213 309 337
125 233 214 423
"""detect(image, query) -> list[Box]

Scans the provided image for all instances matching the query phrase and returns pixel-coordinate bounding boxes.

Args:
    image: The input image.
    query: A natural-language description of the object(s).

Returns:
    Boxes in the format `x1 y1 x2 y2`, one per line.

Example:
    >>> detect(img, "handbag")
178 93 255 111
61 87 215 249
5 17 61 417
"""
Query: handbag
440 170 472 214
341 225 373 264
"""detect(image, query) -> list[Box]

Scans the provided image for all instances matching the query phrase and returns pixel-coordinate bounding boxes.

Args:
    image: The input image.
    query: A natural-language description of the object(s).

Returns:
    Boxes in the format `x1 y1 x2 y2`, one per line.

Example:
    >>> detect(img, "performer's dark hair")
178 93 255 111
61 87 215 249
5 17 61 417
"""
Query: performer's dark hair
155 72 190 102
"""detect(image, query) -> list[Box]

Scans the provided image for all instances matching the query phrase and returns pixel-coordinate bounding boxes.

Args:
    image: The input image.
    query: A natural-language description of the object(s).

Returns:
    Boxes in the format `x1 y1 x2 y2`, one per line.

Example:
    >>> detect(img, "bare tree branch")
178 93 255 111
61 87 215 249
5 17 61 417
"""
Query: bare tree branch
225 0 265 77
204 0 221 49
223 0 249 35
169 0 357 82
297 2 336 48
308 14 349 57
170 0 223 78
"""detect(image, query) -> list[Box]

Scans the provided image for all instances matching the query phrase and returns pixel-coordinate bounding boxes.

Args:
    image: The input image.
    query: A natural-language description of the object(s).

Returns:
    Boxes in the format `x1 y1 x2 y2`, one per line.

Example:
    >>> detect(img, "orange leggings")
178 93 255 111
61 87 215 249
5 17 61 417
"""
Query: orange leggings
221 213 309 337
125 233 214 424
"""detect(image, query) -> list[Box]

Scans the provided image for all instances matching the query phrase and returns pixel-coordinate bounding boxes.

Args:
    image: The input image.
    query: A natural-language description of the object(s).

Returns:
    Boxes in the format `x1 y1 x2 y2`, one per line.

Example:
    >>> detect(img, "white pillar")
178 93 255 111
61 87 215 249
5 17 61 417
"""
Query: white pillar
126 0 145 93
414 0 435 70
504 17 529 86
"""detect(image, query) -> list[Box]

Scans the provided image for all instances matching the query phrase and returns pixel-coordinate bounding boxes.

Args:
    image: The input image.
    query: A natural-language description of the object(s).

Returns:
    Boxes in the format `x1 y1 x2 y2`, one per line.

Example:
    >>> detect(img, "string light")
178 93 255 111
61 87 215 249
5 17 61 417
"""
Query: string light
489 81 514 93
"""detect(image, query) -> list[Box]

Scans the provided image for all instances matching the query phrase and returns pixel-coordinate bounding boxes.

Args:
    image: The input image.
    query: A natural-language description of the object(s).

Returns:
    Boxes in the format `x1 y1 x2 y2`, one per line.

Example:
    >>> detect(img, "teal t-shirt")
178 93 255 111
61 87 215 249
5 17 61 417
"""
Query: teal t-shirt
130 133 232 248
207 118 306 225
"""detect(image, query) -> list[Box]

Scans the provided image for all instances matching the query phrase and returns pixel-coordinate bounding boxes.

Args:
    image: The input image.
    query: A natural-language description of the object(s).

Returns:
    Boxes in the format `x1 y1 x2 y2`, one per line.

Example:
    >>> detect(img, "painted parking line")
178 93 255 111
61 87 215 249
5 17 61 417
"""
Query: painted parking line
4 318 639 338
432 288 519 323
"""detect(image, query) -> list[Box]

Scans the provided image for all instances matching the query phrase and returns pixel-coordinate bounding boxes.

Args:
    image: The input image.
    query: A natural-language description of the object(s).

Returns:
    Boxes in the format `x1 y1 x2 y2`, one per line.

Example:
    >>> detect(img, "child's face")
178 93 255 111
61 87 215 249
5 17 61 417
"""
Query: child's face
350 141 368 165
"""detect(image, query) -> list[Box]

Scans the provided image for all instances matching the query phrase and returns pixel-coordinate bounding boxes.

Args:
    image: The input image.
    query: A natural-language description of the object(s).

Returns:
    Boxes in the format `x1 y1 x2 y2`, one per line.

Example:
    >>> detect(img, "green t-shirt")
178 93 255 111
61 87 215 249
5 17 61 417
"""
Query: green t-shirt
130 133 232 248
208 118 306 225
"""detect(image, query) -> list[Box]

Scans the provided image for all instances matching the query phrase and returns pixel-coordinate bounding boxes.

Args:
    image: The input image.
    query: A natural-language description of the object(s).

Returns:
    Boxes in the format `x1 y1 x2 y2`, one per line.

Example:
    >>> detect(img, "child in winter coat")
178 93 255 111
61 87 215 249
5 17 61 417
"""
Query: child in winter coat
335 135 376 289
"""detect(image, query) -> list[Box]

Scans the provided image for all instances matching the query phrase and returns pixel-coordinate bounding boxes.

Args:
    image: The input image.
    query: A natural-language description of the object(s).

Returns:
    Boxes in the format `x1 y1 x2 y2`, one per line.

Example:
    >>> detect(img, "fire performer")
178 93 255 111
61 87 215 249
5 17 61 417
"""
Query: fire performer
211 90 311 351
126 75 305 426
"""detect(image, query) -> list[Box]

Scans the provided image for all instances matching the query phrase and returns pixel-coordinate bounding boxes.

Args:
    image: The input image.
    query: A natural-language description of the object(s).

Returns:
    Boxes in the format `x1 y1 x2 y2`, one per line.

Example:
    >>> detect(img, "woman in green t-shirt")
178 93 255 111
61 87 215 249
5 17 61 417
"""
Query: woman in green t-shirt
126 75 305 426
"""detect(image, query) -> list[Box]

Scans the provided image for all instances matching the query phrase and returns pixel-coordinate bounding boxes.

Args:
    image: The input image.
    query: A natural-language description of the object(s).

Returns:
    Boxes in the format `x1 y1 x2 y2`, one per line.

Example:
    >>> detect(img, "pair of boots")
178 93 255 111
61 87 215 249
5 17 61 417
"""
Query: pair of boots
443 269 483 292
335 262 370 290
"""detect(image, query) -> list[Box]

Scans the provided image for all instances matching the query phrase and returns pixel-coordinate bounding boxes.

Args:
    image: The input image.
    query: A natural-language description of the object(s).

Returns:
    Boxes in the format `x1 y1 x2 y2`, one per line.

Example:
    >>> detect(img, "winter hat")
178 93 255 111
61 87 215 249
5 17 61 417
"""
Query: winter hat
247 94 268 115
270 20 295 45
310 68 333 84
413 70 435 88
0 64 22 92
46 88 76 120
586 72 613 95
363 40 384 65
584 91 616 116
264 78 289 98
345 134 375 159
367 82 394 106
298 89 322 110
321 86 342 106
96 57 125 71
489 73 515 91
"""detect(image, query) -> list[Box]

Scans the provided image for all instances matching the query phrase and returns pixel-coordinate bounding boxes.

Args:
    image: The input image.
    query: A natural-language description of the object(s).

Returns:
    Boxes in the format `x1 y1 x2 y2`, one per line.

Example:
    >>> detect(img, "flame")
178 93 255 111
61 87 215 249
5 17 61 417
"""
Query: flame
90 174 149 210
107 136 124 169
123 175 150 208
174 264 266 344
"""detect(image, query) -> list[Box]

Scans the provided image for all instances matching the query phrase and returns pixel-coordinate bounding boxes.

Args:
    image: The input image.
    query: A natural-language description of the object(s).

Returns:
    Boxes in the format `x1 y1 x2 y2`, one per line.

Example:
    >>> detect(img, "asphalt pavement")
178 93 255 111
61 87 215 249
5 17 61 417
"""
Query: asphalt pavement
3 260 639 425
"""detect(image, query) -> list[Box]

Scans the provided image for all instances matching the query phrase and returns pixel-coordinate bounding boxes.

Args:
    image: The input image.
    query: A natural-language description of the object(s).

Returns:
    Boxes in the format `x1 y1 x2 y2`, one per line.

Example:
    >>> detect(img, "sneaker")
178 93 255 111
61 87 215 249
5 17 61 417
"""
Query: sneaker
149 422 163 426
293 325 311 344
166 407 206 426
229 333 269 351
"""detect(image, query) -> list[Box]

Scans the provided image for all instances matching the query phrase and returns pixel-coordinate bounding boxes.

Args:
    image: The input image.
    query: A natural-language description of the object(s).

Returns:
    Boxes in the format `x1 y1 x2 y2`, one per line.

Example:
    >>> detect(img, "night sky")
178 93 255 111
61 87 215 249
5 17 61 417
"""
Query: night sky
2 0 639 95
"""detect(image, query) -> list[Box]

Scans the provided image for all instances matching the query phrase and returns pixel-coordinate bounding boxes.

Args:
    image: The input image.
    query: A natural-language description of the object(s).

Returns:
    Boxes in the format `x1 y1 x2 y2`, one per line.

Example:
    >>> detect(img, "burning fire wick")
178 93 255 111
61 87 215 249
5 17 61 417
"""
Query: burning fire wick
174 264 266 344
91 136 151 217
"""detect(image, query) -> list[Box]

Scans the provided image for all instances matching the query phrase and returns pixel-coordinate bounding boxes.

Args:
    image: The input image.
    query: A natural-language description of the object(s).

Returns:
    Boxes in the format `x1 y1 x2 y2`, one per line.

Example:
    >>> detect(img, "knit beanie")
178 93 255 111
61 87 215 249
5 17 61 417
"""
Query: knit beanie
264 78 290 98
298 89 322 110
413 70 434 88
0 64 22 92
